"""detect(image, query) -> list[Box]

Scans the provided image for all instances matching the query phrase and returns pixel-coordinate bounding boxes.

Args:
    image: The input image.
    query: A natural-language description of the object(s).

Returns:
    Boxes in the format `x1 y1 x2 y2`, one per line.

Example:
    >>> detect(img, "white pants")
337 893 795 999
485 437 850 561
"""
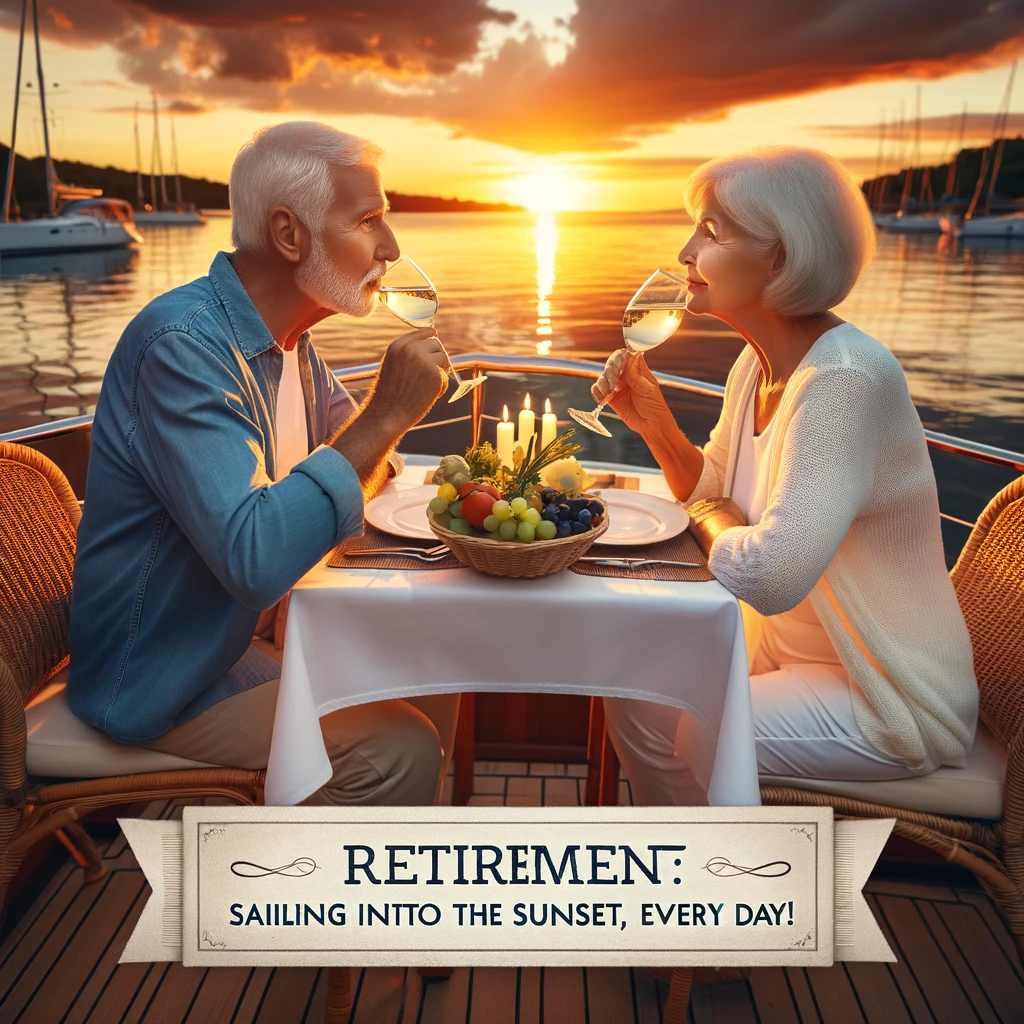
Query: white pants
604 661 927 806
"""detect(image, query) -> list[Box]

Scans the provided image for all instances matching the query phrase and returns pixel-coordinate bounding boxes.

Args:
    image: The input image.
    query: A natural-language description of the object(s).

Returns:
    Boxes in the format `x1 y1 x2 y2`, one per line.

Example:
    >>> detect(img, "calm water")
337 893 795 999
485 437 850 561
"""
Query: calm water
1 211 1022 451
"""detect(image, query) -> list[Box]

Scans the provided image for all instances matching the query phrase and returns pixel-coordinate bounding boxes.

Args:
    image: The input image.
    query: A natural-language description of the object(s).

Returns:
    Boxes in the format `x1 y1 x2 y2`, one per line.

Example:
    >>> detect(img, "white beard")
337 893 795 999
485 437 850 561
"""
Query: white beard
296 236 384 317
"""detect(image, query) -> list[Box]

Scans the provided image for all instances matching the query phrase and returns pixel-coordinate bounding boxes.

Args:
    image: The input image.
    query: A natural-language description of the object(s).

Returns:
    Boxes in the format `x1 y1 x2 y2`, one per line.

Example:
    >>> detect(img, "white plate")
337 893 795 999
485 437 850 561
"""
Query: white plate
364 485 437 540
591 489 689 546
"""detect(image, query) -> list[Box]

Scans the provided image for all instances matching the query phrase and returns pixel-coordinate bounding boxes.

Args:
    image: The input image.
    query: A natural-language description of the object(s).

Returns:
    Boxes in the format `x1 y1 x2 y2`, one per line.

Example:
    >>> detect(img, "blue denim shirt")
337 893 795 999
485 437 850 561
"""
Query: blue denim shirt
68 252 365 744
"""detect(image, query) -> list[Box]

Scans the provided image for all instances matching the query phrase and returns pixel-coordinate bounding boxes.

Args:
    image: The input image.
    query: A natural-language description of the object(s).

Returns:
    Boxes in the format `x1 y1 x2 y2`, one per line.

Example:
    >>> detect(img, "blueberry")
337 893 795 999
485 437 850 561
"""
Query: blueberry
542 503 560 522
570 521 587 534
540 487 557 504
567 498 589 514
556 520 573 538
557 503 572 521
586 500 605 516
577 508 592 528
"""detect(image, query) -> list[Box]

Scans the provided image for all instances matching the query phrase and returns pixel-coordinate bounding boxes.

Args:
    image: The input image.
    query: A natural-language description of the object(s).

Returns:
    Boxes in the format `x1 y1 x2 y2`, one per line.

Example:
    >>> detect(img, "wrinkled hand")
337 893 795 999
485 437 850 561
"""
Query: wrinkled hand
686 496 747 557
591 349 674 436
369 327 449 435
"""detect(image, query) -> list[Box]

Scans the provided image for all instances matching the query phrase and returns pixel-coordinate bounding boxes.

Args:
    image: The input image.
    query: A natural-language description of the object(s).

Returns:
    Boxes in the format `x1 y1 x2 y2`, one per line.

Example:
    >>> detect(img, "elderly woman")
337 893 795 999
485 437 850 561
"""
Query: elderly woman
595 146 978 806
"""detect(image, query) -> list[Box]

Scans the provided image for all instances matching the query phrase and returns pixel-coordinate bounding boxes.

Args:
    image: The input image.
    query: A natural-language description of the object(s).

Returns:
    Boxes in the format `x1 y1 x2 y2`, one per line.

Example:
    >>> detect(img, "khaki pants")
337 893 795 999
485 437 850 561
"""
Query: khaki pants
149 638 461 807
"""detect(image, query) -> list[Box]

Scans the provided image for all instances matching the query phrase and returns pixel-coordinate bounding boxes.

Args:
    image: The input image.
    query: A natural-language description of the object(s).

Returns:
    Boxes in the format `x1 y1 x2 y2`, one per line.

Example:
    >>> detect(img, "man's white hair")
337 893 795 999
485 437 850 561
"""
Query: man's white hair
230 121 383 253
683 146 875 317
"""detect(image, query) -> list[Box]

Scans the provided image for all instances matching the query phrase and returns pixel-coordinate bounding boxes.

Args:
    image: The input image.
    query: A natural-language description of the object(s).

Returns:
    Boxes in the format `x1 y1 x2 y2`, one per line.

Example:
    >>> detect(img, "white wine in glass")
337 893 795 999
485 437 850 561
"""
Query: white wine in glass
377 256 486 403
568 268 689 436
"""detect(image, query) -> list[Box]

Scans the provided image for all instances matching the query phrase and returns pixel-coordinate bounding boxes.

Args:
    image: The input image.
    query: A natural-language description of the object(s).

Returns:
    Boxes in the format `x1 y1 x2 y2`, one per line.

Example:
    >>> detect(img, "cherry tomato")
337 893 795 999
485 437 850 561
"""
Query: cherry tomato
458 481 501 501
461 490 498 529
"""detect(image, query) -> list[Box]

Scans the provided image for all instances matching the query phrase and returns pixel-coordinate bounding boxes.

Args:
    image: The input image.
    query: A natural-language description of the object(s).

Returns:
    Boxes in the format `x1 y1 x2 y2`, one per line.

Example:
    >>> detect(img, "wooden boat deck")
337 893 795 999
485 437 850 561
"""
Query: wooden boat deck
2 761 1022 1024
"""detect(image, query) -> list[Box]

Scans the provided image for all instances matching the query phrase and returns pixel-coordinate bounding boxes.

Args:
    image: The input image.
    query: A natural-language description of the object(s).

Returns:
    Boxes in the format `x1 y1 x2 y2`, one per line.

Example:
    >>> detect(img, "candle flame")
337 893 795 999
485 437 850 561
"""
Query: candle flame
524 393 532 411
502 404 509 422
544 398 551 414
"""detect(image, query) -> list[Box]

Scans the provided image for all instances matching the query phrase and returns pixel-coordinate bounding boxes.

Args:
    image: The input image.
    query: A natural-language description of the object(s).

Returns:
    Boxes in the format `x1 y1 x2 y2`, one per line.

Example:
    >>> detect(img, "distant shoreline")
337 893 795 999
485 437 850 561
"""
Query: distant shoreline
0 144 525 216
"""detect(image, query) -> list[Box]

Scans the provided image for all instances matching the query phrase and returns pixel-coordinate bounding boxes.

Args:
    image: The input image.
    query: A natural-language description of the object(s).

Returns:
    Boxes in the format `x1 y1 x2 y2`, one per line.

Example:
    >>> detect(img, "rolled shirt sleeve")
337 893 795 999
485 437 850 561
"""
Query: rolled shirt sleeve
131 332 364 610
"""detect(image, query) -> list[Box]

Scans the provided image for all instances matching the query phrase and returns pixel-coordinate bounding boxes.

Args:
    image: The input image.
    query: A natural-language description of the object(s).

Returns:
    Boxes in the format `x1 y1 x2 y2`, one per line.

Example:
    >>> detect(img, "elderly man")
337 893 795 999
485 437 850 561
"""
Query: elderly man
68 121 458 806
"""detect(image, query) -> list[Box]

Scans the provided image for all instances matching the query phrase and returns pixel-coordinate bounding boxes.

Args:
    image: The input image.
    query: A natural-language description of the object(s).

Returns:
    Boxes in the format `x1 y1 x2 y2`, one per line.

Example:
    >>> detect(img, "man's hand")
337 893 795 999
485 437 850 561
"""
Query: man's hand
592 350 674 437
365 327 449 437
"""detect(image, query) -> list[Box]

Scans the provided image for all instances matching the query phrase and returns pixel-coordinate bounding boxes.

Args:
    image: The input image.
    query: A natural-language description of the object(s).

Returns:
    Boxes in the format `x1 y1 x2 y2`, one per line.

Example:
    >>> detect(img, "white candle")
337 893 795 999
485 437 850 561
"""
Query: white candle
517 393 536 459
541 398 557 453
497 405 515 469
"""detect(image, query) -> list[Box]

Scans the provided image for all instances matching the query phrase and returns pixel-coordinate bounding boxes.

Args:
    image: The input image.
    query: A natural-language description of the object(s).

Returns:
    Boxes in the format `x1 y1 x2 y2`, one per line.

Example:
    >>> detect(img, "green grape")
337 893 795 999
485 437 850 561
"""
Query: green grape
510 497 528 515
491 500 511 522
482 514 501 532
536 520 557 540
498 520 518 541
516 521 536 543
521 507 541 527
490 530 502 540
449 500 463 518
448 517 473 535
428 495 450 515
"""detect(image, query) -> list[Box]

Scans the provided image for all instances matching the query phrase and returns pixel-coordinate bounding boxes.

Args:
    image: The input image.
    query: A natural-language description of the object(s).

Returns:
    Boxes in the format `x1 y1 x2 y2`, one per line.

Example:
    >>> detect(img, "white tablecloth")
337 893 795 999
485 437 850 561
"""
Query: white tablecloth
267 457 758 808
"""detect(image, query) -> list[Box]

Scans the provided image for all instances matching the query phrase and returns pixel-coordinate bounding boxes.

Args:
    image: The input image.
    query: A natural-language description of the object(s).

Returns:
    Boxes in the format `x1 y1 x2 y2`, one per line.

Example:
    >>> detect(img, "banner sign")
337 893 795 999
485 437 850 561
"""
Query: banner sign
119 806 895 968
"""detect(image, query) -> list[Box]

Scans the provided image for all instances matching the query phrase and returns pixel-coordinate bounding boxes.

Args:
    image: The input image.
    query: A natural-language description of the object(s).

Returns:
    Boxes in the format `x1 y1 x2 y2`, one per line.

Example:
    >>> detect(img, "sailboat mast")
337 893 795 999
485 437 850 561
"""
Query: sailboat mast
2 0 28 223
154 98 168 208
30 0 55 217
133 101 144 211
943 104 966 199
984 59 1017 217
150 91 159 211
171 112 182 208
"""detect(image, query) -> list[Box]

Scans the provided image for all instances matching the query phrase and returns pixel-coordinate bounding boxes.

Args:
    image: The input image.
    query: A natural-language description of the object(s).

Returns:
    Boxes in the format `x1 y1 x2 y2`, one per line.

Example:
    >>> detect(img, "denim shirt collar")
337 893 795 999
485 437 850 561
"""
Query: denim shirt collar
208 250 305 360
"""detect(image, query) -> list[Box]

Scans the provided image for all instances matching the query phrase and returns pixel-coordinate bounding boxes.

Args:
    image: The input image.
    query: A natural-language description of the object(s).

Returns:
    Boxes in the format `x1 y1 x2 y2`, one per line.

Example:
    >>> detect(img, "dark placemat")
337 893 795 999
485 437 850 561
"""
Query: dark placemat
327 523 462 571
570 529 714 582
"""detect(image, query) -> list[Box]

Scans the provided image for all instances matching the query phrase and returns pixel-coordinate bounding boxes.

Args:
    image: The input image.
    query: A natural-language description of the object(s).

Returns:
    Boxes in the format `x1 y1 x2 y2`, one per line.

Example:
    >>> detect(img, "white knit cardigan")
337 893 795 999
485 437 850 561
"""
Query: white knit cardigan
687 322 978 770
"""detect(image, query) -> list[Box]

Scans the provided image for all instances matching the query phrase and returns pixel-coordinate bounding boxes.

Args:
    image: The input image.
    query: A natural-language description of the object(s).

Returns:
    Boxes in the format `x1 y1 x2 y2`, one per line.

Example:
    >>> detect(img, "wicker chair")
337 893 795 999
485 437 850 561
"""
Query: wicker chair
662 474 1024 1023
0 442 359 1022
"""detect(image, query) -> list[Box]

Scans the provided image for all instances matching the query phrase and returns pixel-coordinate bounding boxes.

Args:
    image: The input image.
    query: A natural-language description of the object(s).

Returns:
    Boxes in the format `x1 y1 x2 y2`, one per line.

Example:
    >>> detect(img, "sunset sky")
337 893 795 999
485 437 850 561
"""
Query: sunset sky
1 0 1022 211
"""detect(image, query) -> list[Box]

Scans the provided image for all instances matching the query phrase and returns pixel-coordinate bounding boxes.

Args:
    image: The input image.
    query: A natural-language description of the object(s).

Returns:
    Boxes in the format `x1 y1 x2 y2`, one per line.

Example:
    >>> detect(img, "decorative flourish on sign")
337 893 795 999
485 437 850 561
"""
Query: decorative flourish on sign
202 827 227 843
229 857 318 878
790 827 815 844
703 857 792 878
201 931 226 949
791 931 814 949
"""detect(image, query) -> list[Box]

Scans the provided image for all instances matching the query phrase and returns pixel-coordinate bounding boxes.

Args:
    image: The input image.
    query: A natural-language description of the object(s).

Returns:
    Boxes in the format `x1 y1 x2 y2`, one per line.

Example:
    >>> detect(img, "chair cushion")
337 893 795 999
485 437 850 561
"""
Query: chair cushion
760 723 1005 820
25 669 218 777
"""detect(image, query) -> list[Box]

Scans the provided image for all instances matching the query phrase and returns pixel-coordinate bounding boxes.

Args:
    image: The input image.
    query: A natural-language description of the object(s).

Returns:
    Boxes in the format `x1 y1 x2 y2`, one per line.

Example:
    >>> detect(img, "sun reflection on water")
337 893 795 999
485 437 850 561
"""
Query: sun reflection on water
535 210 557 356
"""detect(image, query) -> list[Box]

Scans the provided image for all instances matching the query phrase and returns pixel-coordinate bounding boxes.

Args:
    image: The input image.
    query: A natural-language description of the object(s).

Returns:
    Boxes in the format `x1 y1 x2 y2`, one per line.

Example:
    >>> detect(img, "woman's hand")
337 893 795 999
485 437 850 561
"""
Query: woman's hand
687 497 747 557
591 350 674 437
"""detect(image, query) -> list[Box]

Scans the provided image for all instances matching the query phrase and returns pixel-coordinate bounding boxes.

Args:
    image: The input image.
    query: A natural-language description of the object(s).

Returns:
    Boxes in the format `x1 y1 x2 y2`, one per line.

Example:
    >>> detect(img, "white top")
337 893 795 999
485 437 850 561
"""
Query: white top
686 322 978 771
275 344 308 481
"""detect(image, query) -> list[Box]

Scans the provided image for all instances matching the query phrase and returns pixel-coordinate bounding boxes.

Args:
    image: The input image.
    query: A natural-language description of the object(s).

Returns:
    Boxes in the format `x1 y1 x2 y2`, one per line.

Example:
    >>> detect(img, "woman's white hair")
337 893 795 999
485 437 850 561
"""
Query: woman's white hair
230 121 383 253
683 146 875 317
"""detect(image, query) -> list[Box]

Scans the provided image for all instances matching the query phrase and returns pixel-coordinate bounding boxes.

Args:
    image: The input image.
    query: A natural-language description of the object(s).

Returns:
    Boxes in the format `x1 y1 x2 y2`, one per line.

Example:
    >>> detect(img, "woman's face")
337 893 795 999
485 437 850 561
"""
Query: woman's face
677 196 781 321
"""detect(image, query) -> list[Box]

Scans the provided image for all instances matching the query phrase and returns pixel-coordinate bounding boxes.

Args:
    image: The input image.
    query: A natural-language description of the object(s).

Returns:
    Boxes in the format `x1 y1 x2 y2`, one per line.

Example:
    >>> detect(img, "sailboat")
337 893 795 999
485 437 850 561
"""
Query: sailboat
133 95 206 226
0 0 141 255
941 61 1023 238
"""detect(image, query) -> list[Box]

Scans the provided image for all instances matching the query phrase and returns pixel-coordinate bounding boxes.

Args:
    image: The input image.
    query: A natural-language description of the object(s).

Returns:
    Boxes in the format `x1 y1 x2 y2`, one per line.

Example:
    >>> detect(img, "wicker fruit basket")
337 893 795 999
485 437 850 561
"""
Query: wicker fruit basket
428 503 609 579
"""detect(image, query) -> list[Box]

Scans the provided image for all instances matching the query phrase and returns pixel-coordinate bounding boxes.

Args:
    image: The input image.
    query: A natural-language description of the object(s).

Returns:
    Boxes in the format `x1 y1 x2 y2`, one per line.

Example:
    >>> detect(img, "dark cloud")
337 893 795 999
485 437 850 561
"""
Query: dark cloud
1 0 1021 153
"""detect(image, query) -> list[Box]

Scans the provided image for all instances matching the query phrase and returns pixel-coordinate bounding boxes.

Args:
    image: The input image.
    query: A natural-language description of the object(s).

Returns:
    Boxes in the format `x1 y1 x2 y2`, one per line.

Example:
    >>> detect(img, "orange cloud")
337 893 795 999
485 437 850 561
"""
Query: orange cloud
3 0 1022 154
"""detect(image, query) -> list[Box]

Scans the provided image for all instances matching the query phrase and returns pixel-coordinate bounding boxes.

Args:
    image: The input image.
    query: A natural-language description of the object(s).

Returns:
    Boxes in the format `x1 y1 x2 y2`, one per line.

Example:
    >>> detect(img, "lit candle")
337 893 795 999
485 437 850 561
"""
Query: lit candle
517 393 535 459
540 398 557 453
497 405 516 469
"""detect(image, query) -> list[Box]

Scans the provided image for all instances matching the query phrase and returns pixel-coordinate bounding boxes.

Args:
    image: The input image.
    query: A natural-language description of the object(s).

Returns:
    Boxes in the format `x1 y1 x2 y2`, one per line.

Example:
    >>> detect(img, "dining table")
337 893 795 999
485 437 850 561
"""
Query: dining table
266 455 759 809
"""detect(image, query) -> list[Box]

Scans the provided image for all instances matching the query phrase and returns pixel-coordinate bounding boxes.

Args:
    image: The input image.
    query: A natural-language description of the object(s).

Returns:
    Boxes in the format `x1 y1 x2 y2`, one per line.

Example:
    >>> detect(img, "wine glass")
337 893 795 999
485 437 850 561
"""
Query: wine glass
568 268 689 437
377 255 486 403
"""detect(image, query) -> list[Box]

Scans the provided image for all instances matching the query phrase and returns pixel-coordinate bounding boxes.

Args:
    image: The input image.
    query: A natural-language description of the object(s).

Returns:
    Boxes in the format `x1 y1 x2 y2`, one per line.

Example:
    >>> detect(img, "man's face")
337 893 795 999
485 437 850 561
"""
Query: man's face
295 164 399 317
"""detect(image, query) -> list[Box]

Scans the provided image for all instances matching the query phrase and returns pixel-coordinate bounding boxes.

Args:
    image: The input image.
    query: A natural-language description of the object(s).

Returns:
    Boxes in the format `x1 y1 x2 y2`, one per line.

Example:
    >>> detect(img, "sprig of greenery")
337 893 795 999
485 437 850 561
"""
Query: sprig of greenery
504 428 582 498
464 442 504 484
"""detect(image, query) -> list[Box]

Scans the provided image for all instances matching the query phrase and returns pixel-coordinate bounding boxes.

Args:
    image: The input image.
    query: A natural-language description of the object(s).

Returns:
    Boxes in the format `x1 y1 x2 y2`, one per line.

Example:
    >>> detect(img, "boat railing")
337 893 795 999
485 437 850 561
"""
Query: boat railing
2 354 1022 531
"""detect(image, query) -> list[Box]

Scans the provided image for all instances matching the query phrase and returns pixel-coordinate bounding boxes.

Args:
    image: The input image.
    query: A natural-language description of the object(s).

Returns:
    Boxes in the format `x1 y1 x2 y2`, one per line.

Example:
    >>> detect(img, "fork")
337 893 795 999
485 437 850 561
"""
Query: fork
344 543 449 557
340 548 452 563
576 557 704 570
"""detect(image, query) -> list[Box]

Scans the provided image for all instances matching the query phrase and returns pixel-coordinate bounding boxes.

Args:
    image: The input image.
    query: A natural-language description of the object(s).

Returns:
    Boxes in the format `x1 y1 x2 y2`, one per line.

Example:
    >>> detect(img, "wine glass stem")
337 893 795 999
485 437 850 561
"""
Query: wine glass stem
425 318 463 384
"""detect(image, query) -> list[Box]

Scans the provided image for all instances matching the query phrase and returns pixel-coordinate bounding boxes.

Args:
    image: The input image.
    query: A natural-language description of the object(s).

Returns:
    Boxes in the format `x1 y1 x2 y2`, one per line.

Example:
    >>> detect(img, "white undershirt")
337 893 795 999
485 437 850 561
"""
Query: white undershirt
732 386 843 668
274 344 308 481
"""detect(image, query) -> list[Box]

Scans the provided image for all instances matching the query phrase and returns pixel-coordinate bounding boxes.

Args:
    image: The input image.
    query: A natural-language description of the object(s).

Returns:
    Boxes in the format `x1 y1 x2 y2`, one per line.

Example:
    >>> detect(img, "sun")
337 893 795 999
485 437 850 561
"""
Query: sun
510 166 574 212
